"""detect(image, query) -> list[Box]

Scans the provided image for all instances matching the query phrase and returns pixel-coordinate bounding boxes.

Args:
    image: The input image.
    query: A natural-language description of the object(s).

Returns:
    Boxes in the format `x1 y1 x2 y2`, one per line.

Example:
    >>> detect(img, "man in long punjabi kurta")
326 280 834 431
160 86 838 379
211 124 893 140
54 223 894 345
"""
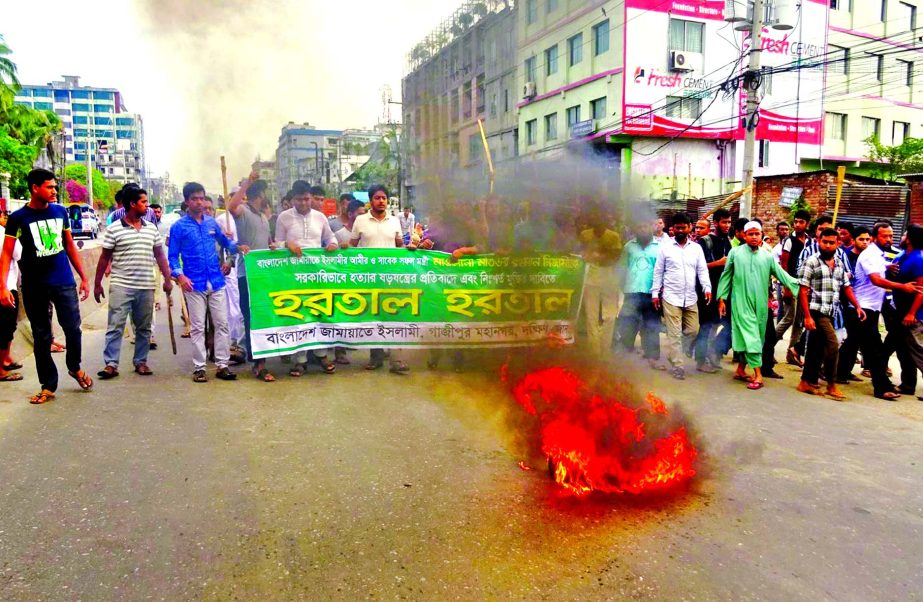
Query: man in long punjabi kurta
717 222 799 389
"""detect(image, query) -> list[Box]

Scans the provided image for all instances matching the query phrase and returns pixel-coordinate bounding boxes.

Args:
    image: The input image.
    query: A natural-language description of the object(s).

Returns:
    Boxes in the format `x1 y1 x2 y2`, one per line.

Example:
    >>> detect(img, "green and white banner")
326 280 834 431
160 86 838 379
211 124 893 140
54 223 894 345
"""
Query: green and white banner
243 249 586 358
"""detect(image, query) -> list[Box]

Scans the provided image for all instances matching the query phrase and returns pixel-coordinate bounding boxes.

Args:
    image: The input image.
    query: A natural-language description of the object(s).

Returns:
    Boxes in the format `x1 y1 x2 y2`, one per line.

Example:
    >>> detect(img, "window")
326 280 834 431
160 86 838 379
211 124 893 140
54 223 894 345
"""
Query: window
116 117 134 126
74 154 86 162
669 18 704 53
32 88 51 98
450 90 459 123
33 102 52 111
566 104 581 128
545 113 558 141
861 116 881 141
93 91 114 101
476 75 485 113
73 128 88 138
72 103 90 112
546 0 558 12
828 45 849 75
55 108 71 117
825 112 847 140
665 96 702 120
463 81 472 118
54 90 69 102
469 134 482 163
95 116 112 126
526 0 537 24
758 140 770 168
899 2 917 30
503 88 509 113
898 59 914 86
525 56 537 82
545 45 558 76
590 97 607 120
117 130 133 139
71 90 90 99
526 119 537 145
94 104 113 113
893 121 911 145
593 20 610 55
868 53 884 82
73 115 89 125
18 88 32 97
568 33 583 66
489 93 497 117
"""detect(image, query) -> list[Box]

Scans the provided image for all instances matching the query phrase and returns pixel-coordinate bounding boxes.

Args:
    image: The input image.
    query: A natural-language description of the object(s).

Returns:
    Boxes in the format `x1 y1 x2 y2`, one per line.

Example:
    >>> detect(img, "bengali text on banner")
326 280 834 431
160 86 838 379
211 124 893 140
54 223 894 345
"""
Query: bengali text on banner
243 249 587 358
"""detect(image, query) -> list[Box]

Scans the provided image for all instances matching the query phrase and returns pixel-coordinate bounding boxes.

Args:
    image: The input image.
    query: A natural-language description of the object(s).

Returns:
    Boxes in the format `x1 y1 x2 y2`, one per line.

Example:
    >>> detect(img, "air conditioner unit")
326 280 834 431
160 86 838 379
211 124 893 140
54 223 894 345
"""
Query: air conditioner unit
523 81 536 99
670 51 695 72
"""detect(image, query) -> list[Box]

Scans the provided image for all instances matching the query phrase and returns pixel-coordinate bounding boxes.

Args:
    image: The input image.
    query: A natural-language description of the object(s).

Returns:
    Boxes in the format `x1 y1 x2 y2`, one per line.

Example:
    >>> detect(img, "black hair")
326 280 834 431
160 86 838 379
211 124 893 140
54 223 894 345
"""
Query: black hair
815 214 833 228
123 186 148 208
182 182 205 201
309 185 326 198
753 218 763 225
291 180 311 197
339 193 356 204
871 222 894 238
347 199 366 215
149 203 162 210
713 208 732 221
733 217 749 232
851 226 870 238
368 184 390 199
671 212 691 226
248 180 268 201
836 221 854 233
906 224 923 250
793 209 811 222
776 221 789 230
27 168 56 192
819 227 839 240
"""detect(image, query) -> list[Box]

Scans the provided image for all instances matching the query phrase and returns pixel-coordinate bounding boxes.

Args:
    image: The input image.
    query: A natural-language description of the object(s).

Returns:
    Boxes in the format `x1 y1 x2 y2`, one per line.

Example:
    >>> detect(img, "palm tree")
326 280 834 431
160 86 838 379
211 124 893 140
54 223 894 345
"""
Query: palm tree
0 34 21 113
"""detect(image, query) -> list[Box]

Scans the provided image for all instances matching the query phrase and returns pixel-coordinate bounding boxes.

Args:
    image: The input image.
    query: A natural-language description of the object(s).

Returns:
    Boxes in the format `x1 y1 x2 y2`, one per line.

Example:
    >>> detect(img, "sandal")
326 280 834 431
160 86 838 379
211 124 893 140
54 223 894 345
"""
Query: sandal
215 368 237 381
389 361 410 375
50 341 65 353
134 363 153 376
97 366 119 380
0 372 23 381
319 357 336 374
875 391 901 401
365 360 384 371
4 362 22 370
192 370 207 383
68 370 93 391
30 389 55 404
334 354 351 365
254 368 276 382
289 365 305 377
746 381 764 390
733 374 753 383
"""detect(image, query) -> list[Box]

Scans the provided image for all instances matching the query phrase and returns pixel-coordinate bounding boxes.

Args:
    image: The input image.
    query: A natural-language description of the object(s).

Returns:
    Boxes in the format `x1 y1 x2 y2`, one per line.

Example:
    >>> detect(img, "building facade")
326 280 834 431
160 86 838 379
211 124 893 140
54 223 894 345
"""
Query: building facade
13 75 146 186
274 122 343 196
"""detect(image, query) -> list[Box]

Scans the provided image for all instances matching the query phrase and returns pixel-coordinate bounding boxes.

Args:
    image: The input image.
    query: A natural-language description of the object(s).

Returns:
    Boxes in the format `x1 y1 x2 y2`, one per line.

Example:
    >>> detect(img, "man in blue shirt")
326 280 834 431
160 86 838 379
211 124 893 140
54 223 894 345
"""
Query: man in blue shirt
892 224 923 398
169 182 249 383
0 169 93 404
617 220 663 368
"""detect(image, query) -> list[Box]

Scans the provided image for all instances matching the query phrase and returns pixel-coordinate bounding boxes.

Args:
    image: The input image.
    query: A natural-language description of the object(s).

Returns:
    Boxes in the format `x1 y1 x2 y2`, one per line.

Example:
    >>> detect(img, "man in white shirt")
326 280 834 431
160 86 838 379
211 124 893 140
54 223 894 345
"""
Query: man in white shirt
651 212 711 380
276 182 339 376
399 206 416 245
351 184 410 374
0 214 22 381
653 216 671 245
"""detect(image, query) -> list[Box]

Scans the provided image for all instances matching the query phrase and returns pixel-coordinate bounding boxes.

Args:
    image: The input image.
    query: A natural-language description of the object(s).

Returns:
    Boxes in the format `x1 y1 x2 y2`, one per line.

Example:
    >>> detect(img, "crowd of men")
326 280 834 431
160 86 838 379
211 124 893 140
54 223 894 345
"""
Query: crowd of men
2 167 923 406
619 207 923 401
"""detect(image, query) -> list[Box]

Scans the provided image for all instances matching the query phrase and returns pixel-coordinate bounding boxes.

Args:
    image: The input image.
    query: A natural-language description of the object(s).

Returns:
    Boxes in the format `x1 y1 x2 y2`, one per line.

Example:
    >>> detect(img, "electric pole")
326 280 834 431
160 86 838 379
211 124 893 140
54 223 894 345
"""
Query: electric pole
740 0 765 219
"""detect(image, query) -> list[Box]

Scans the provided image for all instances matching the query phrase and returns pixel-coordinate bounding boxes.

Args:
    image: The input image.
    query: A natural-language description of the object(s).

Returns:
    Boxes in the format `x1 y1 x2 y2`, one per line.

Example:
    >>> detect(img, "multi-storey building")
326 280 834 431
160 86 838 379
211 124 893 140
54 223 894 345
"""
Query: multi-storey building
402 0 518 204
13 75 146 186
810 0 922 175
250 159 277 202
274 122 344 196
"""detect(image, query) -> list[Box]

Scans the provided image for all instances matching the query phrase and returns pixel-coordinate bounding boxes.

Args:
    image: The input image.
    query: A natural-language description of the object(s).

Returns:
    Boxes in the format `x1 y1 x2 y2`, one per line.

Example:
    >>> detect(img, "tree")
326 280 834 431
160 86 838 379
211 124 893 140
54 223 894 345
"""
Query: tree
0 34 20 114
64 164 114 207
866 136 923 182
351 129 400 193
0 127 37 198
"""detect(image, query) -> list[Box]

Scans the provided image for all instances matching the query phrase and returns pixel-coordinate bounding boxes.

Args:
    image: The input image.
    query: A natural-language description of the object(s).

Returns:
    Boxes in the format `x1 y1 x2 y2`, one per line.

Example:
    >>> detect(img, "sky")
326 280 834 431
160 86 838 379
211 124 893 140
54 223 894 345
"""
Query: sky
2 0 457 190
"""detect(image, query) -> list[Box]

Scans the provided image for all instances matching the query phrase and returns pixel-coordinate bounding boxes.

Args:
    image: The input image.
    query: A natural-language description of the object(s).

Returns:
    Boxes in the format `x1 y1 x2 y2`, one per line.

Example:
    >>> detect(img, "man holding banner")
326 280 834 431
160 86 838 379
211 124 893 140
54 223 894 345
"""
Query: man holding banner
275 181 339 376
350 184 410 374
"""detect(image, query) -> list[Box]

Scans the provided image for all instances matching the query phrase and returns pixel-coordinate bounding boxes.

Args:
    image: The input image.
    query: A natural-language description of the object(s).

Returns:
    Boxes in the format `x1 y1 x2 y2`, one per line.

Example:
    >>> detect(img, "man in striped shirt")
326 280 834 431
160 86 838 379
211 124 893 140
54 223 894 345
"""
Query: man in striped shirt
94 186 173 378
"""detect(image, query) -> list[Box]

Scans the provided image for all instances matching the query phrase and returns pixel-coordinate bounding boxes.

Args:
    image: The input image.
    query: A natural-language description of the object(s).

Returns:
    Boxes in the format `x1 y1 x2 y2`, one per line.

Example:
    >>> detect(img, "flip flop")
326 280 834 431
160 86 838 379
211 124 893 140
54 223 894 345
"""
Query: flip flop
733 374 753 382
0 372 23 382
68 370 93 391
30 390 55 404
4 362 23 370
747 381 764 390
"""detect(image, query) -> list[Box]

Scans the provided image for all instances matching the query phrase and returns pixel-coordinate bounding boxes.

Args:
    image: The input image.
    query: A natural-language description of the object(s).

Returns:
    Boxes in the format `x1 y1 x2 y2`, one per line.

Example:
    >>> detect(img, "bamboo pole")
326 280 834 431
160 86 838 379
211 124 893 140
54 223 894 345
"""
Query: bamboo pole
476 118 495 194
831 165 846 224
702 185 752 220
220 156 229 202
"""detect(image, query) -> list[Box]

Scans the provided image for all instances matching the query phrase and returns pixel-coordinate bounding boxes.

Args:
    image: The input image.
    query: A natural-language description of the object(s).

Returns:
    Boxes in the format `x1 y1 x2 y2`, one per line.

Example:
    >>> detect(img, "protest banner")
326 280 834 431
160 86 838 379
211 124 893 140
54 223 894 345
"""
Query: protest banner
243 249 586 358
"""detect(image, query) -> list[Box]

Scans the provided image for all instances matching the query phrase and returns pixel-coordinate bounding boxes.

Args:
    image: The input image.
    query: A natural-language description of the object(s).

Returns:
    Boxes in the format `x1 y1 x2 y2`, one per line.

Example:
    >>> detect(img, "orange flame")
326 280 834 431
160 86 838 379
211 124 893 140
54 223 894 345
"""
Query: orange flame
510 367 697 497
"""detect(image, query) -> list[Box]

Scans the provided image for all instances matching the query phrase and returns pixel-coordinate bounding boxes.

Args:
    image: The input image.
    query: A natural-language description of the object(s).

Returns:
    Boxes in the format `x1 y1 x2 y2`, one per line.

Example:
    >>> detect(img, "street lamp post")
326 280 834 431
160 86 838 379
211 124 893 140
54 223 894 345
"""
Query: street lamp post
310 141 320 184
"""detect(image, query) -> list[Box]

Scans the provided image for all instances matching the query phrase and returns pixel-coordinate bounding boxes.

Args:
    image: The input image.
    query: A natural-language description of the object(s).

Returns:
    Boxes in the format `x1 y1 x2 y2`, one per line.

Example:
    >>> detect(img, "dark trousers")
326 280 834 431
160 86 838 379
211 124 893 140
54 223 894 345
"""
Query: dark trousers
238 275 254 363
882 302 918 390
802 310 838 386
762 311 778 372
854 309 894 396
618 293 661 359
836 305 861 380
22 284 82 393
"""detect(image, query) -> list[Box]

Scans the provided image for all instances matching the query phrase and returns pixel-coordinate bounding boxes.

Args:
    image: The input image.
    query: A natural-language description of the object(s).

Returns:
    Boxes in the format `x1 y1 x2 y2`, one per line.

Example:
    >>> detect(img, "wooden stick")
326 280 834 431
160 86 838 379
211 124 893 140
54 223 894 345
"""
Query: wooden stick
702 185 751 220
476 118 495 194
831 165 846 224
220 156 229 202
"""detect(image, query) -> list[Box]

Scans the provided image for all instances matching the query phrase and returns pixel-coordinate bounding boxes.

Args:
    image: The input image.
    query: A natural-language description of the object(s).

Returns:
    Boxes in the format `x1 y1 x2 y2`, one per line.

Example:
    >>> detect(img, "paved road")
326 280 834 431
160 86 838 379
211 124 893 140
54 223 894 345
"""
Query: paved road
1 303 921 600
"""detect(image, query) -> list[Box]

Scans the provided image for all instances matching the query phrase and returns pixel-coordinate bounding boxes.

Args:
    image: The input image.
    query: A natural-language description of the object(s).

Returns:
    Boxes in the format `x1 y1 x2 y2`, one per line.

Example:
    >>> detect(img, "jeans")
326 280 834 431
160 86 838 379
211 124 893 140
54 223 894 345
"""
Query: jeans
882 302 918 390
103 285 154 369
617 293 661 360
662 301 699 369
802 311 838 386
186 285 230 371
22 284 83 393
776 294 804 350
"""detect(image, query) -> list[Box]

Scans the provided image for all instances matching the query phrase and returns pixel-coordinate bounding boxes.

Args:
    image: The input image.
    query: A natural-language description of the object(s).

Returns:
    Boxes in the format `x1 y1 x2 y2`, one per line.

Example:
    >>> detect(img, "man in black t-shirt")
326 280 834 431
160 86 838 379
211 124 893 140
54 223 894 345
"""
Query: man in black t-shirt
0 169 93 404
694 208 733 371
